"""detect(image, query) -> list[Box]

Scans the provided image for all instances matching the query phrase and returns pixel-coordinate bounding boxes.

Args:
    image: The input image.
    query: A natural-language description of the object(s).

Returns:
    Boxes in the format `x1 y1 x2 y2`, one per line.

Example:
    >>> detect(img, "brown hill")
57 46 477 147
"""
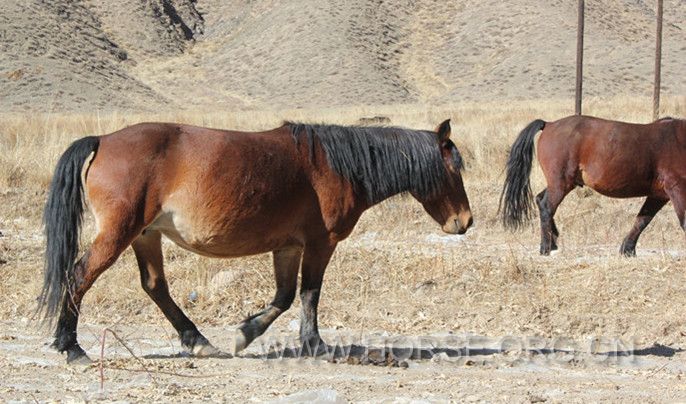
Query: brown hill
1 0 684 112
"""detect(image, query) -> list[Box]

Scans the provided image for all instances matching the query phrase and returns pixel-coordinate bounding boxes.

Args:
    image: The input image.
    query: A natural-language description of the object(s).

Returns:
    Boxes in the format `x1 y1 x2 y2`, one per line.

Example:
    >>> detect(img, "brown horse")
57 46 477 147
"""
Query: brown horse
500 115 685 255
39 119 473 363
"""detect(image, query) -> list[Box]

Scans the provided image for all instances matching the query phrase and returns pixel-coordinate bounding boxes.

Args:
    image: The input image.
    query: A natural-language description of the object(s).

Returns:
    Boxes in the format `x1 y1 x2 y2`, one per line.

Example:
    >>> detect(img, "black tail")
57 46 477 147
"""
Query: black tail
499 119 546 230
39 136 99 321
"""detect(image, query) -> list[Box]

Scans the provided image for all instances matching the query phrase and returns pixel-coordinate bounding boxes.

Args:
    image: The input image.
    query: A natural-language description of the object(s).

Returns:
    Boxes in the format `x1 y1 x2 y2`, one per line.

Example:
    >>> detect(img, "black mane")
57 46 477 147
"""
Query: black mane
288 123 462 204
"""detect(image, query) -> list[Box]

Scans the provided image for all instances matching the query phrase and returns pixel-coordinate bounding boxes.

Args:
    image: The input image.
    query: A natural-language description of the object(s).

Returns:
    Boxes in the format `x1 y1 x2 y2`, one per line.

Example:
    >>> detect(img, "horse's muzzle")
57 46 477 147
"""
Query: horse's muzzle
442 213 473 235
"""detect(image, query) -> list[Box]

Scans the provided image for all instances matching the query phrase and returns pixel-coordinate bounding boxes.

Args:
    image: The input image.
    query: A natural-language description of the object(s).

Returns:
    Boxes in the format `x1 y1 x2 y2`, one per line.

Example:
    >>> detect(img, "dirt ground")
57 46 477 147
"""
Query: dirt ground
1 320 685 402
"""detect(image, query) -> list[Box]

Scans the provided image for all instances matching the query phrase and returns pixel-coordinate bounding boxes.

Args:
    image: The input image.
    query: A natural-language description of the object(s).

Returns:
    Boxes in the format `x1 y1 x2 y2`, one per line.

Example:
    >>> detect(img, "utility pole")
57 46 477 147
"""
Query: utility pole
653 0 663 120
575 0 585 115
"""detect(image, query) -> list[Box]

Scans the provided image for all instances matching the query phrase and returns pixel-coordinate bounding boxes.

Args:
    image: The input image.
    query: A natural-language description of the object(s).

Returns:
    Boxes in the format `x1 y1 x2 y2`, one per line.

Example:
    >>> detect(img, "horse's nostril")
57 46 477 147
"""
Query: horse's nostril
467 217 474 228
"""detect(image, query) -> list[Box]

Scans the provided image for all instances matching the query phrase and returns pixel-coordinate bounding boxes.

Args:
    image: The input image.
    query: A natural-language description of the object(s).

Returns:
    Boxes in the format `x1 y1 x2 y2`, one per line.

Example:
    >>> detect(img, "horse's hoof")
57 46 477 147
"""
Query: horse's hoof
67 353 92 365
620 240 637 256
193 343 221 357
300 336 328 357
234 332 248 354
66 344 91 365
620 248 636 257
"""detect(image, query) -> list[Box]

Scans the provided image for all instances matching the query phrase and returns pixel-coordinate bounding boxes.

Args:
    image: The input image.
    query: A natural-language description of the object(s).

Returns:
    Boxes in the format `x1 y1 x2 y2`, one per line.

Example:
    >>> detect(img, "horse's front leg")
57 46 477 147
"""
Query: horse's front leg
299 241 337 356
234 246 302 353
620 197 667 256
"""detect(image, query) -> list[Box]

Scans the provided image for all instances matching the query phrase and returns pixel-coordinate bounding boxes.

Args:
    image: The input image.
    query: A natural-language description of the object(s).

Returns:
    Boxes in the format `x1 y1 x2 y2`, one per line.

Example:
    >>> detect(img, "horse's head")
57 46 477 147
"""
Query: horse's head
414 119 473 235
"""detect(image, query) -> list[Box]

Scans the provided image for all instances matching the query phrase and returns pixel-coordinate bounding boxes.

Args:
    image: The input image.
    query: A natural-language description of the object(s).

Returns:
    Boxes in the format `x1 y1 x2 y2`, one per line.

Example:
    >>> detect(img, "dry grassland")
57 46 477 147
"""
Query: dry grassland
0 97 685 401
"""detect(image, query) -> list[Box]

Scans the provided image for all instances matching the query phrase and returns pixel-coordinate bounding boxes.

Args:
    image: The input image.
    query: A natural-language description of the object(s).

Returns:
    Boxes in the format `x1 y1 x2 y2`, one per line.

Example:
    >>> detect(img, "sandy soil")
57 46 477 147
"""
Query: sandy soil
1 320 685 403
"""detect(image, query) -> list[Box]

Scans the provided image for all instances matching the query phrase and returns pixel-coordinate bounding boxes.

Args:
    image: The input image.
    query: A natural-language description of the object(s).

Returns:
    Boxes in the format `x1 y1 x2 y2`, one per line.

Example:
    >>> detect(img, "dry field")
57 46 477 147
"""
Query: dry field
1 97 685 401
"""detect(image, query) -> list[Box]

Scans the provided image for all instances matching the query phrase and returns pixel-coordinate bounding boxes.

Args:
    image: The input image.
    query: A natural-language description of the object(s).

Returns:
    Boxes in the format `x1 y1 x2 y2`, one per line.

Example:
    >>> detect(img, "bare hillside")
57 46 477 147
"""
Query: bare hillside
0 0 202 111
0 0 684 112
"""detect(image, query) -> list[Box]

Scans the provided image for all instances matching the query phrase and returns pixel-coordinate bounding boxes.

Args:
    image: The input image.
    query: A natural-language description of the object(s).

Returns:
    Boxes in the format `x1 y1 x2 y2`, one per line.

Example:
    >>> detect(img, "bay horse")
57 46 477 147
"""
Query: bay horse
500 115 686 256
40 119 473 363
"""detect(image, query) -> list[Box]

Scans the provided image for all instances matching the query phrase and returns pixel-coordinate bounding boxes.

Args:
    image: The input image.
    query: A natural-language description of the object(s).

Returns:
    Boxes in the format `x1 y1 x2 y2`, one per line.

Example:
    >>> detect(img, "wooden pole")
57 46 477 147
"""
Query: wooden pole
575 0 585 115
653 0 663 121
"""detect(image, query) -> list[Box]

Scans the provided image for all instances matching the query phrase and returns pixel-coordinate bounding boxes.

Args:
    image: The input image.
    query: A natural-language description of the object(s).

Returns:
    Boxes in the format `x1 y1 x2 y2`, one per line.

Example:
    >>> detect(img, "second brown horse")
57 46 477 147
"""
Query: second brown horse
501 115 685 255
40 119 472 363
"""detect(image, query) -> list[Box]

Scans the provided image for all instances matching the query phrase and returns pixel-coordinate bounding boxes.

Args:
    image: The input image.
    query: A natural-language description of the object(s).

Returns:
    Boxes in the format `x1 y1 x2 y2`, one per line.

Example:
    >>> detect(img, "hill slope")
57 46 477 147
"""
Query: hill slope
1 0 684 112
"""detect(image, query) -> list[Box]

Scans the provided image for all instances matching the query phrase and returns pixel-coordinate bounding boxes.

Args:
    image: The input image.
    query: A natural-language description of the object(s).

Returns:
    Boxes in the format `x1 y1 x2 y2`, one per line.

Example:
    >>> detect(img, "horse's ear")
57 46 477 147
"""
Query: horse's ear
436 119 451 142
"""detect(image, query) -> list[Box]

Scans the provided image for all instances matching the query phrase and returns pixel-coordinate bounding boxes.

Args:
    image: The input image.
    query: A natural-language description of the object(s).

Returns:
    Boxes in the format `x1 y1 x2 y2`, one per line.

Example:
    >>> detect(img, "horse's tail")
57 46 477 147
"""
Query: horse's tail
39 136 99 321
499 119 546 230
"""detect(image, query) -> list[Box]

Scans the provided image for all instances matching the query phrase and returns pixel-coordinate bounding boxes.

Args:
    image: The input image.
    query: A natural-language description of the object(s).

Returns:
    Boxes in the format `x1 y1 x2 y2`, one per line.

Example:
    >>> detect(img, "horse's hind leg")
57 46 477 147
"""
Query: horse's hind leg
536 190 559 251
536 186 569 255
131 230 218 356
299 242 336 355
234 246 302 353
52 225 136 363
620 197 667 256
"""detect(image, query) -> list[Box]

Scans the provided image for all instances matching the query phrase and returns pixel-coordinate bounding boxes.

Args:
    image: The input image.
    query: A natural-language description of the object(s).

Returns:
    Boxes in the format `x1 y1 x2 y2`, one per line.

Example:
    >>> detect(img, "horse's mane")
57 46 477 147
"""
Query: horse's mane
287 122 462 204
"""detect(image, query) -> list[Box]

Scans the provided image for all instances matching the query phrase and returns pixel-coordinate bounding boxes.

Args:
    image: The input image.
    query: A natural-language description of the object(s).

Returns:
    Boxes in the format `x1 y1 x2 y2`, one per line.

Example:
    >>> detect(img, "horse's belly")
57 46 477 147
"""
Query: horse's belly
147 211 295 257
580 167 649 198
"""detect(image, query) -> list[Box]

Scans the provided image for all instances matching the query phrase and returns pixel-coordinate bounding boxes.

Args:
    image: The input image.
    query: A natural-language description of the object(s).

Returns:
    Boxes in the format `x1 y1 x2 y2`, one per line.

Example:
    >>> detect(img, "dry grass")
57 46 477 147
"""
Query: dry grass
1 96 685 349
